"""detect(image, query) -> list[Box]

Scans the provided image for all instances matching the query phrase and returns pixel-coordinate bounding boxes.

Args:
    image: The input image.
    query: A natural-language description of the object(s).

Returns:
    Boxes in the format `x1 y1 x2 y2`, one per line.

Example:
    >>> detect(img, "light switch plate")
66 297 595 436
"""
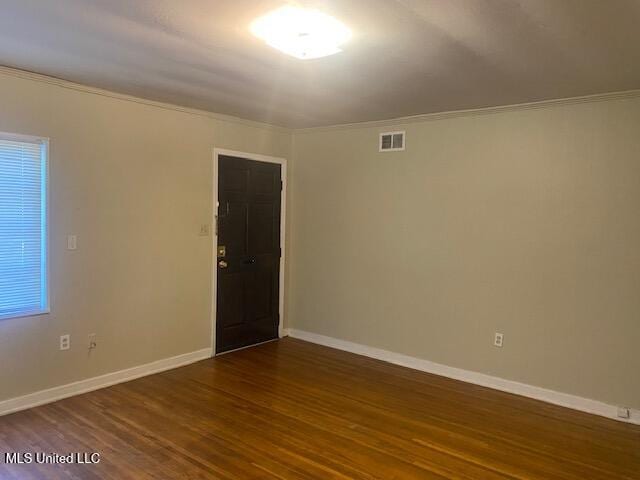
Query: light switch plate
67 235 77 250
199 224 211 236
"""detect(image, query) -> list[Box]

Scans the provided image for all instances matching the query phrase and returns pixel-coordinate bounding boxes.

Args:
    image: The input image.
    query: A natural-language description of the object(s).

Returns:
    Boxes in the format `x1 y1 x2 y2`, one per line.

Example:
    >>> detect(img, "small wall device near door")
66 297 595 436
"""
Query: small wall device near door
215 154 282 354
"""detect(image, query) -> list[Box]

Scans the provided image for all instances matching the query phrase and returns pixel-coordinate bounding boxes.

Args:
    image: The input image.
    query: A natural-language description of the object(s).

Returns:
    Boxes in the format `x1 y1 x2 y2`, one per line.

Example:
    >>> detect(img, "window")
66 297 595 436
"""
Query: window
0 132 49 320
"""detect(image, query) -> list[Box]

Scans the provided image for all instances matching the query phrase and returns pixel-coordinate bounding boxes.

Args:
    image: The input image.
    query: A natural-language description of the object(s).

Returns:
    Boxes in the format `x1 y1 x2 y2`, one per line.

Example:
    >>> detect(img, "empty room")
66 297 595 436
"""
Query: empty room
0 0 639 478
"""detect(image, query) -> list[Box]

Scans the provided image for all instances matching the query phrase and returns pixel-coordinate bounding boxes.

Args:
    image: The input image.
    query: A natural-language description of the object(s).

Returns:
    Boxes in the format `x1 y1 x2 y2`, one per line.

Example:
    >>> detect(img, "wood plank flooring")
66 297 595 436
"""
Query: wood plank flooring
0 338 638 479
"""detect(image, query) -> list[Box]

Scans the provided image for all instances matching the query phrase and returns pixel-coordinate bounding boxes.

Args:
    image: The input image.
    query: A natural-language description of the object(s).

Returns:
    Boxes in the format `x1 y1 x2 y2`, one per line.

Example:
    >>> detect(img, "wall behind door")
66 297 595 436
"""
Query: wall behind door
0 68 292 403
289 95 640 410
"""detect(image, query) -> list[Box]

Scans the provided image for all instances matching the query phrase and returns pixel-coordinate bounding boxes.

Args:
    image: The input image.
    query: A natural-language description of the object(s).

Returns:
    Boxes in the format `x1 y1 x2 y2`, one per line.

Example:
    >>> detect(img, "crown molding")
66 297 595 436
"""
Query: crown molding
0 65 291 134
3 65 639 134
294 89 640 134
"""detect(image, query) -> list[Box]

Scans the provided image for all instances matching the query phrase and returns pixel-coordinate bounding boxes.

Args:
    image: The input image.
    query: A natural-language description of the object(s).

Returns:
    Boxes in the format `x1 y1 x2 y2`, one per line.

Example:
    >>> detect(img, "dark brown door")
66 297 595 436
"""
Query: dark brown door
216 155 281 354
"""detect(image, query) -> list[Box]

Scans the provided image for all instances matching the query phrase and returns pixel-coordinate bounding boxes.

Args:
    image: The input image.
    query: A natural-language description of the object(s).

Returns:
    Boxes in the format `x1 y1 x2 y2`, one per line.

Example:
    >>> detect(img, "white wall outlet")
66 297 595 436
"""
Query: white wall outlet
494 332 504 348
88 333 97 350
67 235 77 250
199 224 211 236
59 334 70 351
617 407 631 419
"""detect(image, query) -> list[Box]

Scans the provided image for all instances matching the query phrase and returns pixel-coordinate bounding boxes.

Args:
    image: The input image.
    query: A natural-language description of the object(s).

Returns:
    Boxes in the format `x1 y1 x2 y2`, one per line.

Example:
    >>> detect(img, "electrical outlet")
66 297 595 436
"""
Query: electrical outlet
60 334 70 351
494 332 504 348
617 407 631 419
199 224 211 236
88 333 97 350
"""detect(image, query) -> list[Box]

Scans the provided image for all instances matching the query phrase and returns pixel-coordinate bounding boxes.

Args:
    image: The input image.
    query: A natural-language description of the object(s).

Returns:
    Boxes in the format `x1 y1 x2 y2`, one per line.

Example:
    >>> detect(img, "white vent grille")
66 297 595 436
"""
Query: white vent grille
379 131 405 152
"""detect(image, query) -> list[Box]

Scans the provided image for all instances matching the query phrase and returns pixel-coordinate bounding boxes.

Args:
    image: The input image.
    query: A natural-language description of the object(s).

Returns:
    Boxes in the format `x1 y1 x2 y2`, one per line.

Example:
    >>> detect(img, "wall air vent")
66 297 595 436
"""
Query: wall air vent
379 131 405 152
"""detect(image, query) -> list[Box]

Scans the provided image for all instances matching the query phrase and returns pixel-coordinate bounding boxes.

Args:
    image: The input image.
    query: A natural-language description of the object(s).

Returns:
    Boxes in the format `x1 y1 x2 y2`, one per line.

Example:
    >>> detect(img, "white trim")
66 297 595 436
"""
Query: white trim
211 148 287 354
288 329 640 425
295 89 640 133
0 130 48 144
4 66 639 134
0 309 50 322
0 347 212 417
42 137 50 318
0 66 290 134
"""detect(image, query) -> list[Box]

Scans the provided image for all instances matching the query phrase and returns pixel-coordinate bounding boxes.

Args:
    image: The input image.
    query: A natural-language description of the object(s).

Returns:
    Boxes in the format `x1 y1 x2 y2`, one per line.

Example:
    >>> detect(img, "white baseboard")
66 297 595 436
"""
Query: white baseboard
0 347 213 417
288 329 640 425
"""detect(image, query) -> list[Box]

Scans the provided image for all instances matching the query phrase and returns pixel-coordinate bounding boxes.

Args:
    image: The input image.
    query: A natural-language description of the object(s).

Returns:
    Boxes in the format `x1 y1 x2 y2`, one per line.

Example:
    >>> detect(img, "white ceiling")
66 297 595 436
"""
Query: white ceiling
1 0 639 128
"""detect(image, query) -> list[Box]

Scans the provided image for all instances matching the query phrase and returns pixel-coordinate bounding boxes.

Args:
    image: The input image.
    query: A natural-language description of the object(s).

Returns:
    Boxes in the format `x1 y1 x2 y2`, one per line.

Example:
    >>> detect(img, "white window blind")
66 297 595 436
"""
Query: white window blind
0 134 48 320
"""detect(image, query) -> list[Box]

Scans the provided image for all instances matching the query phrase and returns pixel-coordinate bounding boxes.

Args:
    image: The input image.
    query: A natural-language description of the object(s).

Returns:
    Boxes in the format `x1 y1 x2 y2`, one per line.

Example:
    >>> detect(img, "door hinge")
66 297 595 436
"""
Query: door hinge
278 247 282 258
280 180 283 191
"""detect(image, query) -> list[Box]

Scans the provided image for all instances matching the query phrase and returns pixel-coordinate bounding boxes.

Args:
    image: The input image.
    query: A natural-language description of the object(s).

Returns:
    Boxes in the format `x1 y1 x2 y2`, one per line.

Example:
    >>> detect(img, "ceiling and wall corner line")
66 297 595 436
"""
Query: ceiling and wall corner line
293 89 640 134
0 65 293 134
3 64 639 136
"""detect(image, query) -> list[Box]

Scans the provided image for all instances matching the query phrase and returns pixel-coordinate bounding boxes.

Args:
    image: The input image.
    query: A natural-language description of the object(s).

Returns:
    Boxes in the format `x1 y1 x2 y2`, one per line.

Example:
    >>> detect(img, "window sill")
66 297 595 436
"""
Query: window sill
0 309 50 321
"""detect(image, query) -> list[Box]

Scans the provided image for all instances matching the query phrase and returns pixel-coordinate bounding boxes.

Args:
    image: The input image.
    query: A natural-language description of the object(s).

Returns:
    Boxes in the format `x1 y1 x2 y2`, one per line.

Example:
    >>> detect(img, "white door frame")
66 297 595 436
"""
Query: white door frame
211 148 287 355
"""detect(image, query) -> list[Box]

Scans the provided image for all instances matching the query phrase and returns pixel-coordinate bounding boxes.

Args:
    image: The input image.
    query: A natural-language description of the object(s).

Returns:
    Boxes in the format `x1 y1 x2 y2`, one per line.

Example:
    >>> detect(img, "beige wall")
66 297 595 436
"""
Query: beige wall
2 66 638 413
0 70 292 402
289 96 640 409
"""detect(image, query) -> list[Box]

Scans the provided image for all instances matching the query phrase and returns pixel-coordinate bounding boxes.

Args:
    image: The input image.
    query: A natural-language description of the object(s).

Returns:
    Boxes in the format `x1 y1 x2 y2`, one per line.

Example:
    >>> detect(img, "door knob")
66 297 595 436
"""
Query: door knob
218 260 228 269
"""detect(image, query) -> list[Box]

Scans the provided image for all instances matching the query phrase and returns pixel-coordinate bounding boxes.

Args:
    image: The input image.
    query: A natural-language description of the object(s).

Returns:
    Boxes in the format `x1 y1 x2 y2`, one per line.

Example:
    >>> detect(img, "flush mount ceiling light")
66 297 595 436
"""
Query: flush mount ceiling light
250 6 351 60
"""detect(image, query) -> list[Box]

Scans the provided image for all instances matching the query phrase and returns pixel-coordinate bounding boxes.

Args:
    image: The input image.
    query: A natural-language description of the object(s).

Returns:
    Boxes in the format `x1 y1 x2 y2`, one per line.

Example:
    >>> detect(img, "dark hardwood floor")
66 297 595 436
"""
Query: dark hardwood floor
0 338 638 479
